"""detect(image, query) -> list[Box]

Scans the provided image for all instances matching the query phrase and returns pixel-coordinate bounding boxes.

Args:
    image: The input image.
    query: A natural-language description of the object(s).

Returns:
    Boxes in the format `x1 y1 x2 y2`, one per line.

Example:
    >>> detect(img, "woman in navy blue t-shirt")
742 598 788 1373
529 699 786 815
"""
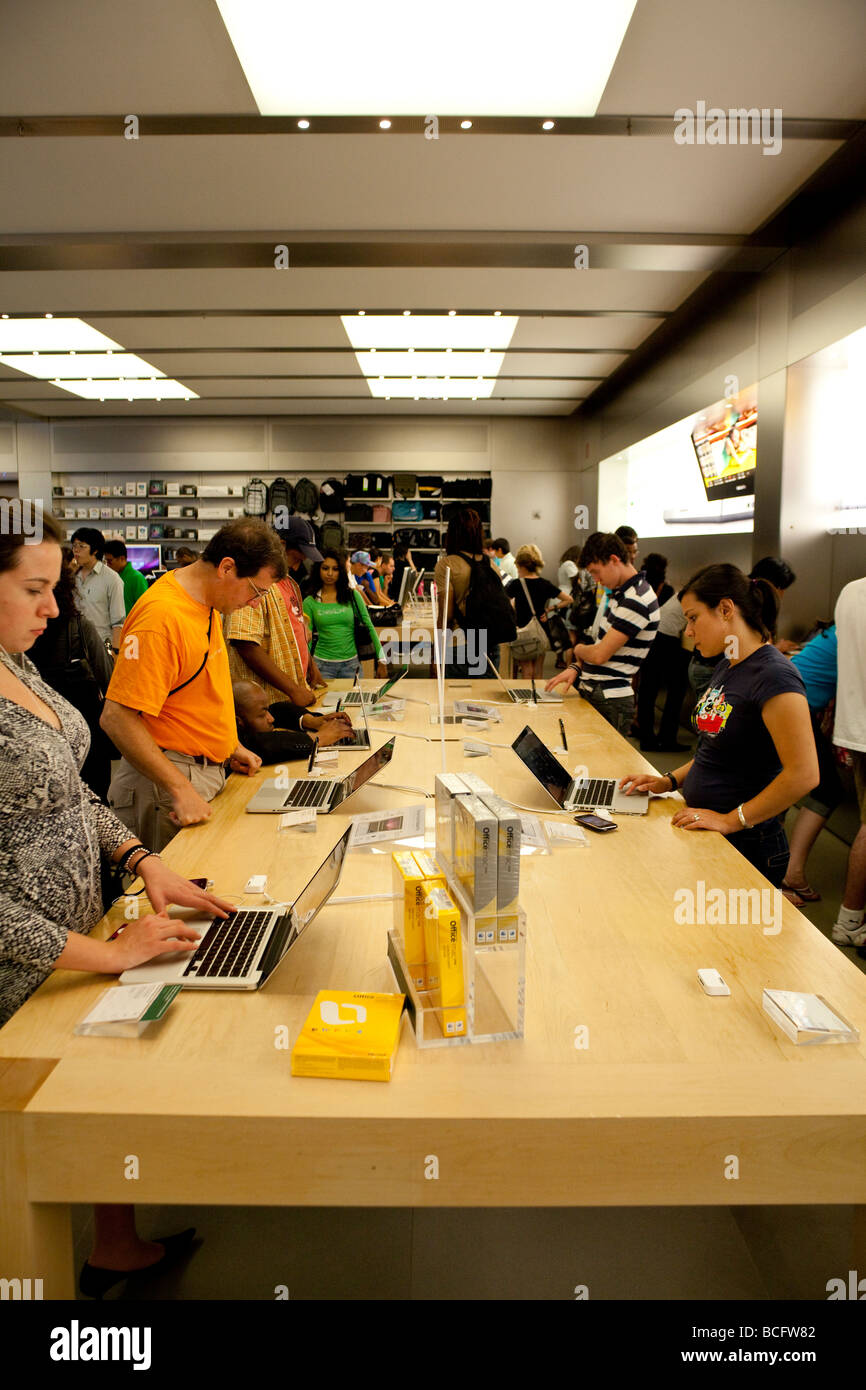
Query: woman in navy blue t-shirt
620 564 819 885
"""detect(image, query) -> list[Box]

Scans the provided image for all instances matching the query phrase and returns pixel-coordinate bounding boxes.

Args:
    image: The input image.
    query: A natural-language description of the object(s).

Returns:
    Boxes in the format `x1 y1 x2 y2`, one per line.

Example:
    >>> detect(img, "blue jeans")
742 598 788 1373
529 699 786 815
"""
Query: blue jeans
317 657 361 679
728 817 790 887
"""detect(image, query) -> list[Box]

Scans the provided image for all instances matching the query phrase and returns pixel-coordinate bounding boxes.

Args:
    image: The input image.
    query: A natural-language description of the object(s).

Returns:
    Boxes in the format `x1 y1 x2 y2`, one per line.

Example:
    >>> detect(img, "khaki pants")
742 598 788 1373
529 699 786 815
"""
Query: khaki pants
108 751 226 852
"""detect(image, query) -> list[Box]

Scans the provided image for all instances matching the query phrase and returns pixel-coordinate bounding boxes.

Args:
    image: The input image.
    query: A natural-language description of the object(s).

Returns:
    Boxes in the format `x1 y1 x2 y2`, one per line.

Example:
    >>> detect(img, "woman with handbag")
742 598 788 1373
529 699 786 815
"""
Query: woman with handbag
303 549 387 680
30 549 116 801
505 545 572 680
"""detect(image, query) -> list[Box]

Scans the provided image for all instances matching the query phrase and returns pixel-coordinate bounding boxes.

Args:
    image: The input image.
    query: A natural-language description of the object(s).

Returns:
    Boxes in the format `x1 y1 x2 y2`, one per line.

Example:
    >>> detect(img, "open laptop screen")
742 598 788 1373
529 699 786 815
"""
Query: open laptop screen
333 738 396 807
260 827 352 984
511 726 571 808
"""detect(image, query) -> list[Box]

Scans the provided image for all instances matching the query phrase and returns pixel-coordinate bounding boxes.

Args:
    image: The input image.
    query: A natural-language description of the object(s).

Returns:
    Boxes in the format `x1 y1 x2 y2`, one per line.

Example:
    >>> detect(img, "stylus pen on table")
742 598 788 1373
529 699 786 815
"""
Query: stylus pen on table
307 736 318 772
559 718 568 752
530 677 538 705
335 697 342 714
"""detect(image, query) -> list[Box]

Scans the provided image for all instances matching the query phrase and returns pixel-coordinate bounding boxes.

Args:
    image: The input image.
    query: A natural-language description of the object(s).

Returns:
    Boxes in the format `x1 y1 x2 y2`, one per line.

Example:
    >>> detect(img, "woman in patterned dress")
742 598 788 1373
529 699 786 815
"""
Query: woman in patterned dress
0 508 233 1294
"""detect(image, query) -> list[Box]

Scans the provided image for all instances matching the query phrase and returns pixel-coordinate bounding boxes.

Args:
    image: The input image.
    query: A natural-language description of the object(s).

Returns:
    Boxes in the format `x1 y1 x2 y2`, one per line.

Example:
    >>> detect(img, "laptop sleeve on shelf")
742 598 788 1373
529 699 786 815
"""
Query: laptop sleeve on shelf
392 499 423 521
345 503 374 521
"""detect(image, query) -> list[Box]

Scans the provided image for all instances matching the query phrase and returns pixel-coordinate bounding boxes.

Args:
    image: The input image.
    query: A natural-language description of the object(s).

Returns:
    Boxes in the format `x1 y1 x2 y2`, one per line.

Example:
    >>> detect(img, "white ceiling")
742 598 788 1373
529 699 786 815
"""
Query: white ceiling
0 0 863 419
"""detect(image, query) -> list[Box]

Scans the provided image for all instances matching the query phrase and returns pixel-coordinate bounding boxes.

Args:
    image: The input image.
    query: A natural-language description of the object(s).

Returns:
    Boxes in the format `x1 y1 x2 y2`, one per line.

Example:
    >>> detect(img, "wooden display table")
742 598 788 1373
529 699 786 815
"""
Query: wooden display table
2 680 866 1297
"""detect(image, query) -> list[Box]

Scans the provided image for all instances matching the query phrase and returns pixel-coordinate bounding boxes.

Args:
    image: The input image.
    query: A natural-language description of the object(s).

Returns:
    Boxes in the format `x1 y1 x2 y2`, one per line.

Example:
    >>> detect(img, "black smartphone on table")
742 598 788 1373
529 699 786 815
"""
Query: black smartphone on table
574 814 618 834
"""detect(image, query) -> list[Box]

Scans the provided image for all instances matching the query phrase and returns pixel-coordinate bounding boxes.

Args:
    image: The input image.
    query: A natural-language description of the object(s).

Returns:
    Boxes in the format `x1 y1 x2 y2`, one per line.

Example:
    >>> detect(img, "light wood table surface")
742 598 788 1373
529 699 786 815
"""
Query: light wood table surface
3 679 866 1297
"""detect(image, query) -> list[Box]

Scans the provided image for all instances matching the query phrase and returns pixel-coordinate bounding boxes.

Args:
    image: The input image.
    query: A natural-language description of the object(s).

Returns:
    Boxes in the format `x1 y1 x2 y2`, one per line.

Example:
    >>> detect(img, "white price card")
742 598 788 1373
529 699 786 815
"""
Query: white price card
348 803 426 848
80 983 166 1025
544 820 588 847
279 809 317 832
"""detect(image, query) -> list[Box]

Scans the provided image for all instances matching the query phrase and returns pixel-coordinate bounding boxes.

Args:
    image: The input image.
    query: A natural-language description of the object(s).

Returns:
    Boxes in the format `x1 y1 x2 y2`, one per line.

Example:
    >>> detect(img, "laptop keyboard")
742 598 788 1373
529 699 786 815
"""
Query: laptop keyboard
571 778 616 808
184 909 272 979
286 780 334 807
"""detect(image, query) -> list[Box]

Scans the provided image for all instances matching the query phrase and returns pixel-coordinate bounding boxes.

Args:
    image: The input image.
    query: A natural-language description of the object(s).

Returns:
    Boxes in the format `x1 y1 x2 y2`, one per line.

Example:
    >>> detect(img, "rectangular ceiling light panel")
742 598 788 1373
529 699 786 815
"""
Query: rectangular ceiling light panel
355 351 505 377
342 315 518 351
55 380 197 400
0 354 166 380
366 378 497 399
0 319 122 353
217 1 637 115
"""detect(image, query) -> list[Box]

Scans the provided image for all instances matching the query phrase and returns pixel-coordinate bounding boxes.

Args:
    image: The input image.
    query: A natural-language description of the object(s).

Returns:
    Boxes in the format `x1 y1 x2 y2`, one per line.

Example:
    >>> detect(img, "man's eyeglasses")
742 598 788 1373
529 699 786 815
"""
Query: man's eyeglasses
245 576 270 602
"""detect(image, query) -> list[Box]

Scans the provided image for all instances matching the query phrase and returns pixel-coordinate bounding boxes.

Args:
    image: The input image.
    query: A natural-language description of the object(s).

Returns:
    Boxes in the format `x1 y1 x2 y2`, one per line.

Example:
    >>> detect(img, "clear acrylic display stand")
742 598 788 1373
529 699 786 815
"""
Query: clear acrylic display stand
387 862 526 1049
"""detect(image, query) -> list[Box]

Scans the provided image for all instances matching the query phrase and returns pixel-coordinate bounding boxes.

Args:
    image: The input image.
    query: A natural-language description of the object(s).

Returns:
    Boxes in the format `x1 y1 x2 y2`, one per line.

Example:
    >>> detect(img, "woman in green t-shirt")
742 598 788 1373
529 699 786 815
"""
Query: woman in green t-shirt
303 549 386 679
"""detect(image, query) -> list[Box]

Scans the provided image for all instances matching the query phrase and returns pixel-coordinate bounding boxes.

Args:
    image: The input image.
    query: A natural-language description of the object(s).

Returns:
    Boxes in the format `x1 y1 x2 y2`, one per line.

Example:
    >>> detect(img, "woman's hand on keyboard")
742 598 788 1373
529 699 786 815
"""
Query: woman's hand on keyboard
108 913 201 971
138 857 234 918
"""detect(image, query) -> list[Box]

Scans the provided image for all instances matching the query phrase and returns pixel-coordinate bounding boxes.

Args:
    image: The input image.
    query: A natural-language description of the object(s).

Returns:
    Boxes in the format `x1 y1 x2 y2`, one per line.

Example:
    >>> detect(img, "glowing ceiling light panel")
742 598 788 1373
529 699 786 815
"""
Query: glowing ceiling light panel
0 353 166 380
216 1 637 116
342 314 518 351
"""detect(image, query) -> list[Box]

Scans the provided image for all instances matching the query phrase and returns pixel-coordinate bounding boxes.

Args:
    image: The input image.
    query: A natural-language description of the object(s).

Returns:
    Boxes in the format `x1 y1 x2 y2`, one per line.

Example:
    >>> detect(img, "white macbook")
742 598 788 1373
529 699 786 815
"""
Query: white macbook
119 828 351 991
245 738 396 814
511 726 649 814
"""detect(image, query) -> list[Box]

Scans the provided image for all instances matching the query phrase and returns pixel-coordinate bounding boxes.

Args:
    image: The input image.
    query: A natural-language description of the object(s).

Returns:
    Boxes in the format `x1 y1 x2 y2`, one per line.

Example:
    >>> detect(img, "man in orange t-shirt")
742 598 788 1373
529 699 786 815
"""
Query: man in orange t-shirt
102 519 287 851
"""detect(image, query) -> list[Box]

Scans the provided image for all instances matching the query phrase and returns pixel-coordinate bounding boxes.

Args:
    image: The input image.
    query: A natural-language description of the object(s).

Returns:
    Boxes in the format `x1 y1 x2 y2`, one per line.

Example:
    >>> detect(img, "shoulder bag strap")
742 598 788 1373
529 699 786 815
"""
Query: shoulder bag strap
168 608 214 695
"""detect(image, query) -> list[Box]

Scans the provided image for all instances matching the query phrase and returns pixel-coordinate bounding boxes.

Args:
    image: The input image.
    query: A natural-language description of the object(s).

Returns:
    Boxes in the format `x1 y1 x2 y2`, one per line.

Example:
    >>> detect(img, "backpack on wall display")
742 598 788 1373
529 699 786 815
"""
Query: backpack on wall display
244 478 268 516
364 472 389 498
319 477 346 512
393 528 415 547
267 477 294 515
343 474 368 499
371 503 391 523
420 500 440 521
392 473 417 498
345 503 374 522
454 552 518 648
417 475 444 497
294 477 320 514
320 520 344 550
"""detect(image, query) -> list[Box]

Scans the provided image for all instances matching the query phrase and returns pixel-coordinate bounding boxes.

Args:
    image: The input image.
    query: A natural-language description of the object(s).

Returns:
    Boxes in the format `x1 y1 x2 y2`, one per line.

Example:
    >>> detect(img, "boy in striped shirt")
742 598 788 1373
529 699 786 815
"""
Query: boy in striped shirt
546 532 659 734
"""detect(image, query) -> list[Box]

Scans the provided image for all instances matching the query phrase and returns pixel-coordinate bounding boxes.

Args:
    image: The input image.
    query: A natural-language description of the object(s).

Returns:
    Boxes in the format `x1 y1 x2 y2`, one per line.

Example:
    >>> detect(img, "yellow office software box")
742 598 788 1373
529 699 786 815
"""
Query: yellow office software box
421 884 467 1038
391 850 445 990
291 990 406 1082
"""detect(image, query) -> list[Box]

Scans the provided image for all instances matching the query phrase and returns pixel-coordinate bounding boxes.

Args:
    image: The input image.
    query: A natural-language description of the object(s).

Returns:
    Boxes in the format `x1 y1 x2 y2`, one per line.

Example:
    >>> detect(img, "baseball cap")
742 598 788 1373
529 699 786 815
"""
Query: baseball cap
278 515 323 561
350 550 373 566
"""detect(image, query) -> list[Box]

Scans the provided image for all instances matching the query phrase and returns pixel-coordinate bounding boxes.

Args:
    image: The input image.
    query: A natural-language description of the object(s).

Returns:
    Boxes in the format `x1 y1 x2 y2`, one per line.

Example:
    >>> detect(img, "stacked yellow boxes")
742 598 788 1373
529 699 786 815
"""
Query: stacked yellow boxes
422 882 467 1037
391 849 446 990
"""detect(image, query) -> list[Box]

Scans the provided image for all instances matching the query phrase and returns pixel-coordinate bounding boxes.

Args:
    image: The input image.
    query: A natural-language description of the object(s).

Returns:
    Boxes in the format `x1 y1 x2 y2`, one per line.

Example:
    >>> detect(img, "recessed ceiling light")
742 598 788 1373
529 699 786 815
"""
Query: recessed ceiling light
403 310 411 316
1 314 8 320
215 1 638 116
542 120 555 130
297 118 310 129
448 309 456 316
44 313 53 319
493 310 502 316
460 120 472 129
358 309 366 316
342 314 517 350
379 119 391 129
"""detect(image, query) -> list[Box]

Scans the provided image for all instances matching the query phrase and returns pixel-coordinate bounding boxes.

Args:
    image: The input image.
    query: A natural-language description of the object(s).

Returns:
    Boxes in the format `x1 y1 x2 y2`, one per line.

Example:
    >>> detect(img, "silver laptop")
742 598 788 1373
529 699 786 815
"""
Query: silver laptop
486 655 562 704
245 737 396 814
119 828 351 991
321 665 409 708
511 725 649 814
